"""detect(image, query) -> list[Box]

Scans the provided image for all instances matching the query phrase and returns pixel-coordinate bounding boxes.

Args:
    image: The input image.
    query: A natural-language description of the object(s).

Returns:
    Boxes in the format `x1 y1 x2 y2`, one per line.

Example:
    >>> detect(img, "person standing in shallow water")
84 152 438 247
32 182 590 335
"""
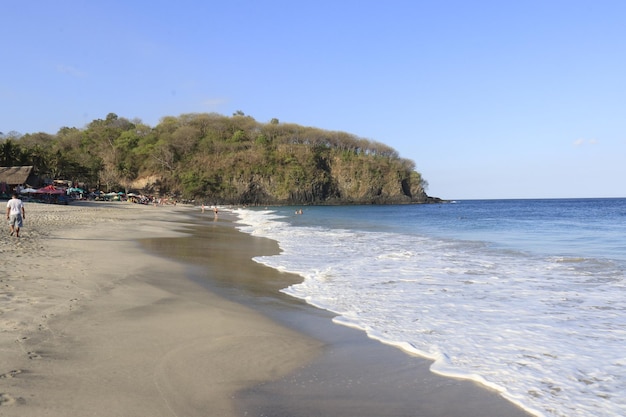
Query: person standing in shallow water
6 192 25 237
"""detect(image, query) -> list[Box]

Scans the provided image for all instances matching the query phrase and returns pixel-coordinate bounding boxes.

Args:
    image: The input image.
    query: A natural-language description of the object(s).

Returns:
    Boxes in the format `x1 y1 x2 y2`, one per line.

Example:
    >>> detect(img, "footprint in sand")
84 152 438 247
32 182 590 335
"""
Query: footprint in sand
0 370 22 379
2 279 15 287
27 351 41 360
0 393 16 406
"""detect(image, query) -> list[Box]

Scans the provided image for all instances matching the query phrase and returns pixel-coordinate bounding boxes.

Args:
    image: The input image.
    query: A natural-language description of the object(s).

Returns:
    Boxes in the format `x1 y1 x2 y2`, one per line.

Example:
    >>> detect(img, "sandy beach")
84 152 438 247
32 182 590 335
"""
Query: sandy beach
0 201 531 417
0 201 322 416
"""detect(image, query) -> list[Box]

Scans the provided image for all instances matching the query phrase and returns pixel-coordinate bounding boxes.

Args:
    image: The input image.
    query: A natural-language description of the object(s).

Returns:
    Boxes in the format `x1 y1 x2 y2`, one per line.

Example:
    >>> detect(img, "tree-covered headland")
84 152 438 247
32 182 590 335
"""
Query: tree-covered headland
1 112 441 205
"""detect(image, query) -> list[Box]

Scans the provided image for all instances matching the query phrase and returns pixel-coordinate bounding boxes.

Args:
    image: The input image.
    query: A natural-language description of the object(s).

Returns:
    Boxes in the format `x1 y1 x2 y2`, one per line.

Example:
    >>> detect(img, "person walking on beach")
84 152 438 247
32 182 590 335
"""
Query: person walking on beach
6 192 25 237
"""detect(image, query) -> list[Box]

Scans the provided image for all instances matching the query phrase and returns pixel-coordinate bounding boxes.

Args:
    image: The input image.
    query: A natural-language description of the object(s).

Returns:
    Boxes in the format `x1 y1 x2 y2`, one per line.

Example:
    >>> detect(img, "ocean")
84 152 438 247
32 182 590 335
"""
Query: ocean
232 198 626 417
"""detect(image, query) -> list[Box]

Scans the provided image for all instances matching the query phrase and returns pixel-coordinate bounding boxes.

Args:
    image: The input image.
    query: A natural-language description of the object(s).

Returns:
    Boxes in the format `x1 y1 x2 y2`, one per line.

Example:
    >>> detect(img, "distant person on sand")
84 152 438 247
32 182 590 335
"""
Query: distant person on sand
6 192 25 237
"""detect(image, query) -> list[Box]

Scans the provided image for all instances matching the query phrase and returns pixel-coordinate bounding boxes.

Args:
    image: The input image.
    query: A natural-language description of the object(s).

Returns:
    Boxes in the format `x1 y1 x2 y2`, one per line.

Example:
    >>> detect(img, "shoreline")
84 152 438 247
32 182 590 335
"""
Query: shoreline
143 207 533 417
0 201 532 416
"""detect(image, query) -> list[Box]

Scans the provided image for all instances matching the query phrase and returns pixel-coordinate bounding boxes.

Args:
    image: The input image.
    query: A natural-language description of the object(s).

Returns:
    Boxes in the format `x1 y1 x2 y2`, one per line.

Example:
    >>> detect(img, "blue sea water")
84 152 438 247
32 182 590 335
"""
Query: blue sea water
233 199 626 417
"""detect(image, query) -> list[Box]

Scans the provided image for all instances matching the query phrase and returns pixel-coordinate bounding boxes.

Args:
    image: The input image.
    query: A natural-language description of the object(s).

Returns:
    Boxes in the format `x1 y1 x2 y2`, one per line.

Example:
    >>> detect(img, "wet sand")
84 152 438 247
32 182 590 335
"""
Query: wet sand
0 201 532 416
144 207 533 417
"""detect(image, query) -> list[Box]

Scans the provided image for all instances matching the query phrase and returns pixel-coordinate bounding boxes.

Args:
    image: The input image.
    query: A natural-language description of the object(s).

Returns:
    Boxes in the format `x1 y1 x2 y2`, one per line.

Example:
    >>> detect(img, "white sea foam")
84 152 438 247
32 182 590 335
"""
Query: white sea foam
234 206 626 417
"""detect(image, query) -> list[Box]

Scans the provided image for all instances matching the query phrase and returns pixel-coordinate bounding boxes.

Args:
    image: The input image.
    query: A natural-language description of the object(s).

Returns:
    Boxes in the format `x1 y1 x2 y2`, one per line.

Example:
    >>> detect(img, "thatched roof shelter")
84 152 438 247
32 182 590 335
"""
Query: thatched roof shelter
0 166 37 188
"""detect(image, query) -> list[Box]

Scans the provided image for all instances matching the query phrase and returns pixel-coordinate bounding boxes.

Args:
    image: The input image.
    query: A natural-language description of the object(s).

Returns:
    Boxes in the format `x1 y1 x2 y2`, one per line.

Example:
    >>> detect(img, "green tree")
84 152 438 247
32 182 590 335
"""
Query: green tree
0 139 25 166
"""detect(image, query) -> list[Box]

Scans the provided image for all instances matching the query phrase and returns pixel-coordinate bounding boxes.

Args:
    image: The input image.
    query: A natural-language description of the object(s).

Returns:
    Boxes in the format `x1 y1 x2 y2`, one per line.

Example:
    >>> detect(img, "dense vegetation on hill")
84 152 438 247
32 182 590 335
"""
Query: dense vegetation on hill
1 112 439 205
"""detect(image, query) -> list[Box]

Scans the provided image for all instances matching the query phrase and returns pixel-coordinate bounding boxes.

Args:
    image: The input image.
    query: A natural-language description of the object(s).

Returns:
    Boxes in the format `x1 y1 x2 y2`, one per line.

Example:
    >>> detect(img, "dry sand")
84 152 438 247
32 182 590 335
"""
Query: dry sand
0 201 322 417
0 200 532 417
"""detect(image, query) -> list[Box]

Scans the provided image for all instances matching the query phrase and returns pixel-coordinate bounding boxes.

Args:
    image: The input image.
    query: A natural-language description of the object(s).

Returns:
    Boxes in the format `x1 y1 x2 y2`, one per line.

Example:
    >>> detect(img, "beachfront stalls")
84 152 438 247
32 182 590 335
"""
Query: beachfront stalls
33 185 69 204
87 191 127 201
105 191 122 201
0 166 38 198
66 187 86 200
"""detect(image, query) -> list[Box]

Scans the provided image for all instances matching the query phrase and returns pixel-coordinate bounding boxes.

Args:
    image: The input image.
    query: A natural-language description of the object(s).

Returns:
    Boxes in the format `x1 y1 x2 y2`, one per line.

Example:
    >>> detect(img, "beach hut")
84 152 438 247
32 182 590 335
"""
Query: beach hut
0 166 38 197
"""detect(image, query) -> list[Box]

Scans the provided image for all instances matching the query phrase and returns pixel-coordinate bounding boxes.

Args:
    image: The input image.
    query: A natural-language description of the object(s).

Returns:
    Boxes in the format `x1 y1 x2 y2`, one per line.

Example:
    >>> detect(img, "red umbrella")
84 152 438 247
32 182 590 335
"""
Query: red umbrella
35 185 65 195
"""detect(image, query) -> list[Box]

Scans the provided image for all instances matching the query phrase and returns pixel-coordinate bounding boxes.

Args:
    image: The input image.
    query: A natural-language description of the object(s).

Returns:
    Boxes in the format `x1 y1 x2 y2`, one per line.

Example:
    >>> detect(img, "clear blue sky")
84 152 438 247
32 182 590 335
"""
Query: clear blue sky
2 1 625 199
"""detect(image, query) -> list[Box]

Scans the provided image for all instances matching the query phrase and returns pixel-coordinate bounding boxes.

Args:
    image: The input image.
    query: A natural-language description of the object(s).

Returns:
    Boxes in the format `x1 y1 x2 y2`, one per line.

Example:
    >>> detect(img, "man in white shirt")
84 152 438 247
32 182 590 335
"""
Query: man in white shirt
6 192 26 237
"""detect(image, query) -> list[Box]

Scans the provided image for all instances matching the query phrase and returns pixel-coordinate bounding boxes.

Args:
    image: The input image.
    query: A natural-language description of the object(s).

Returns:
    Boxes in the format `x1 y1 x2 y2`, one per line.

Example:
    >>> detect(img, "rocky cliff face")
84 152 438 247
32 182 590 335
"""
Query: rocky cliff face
211 156 436 205
135 148 440 205
329 156 414 204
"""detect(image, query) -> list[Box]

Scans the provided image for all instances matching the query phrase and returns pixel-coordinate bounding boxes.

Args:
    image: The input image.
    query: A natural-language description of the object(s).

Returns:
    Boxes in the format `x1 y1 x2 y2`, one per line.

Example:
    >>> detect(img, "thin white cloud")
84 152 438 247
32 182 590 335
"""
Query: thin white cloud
201 98 228 111
573 138 598 147
56 64 86 78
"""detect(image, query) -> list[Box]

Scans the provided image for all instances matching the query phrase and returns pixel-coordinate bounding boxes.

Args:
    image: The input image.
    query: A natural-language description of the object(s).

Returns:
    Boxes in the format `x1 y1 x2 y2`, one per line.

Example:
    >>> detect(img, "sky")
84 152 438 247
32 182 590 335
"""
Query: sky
1 0 625 200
